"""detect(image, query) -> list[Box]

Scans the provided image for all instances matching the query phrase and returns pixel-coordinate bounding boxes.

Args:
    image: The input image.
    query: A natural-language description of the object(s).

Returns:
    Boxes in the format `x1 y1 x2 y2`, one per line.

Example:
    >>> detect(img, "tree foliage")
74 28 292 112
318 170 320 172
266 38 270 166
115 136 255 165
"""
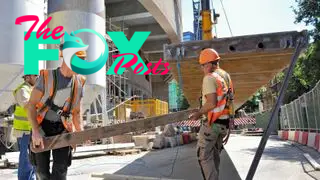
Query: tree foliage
293 0 320 41
280 0 320 103
239 0 320 111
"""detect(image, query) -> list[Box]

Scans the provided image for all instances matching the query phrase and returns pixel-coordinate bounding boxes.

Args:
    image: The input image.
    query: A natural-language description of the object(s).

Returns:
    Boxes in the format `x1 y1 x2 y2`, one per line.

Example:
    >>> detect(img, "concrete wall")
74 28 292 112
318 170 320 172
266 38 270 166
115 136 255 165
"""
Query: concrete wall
139 0 182 43
152 81 169 102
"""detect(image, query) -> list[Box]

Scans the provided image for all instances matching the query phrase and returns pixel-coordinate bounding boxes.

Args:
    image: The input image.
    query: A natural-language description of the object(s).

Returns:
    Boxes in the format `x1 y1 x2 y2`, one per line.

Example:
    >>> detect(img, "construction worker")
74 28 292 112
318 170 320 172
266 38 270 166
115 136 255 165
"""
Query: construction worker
26 44 86 180
13 74 38 180
189 48 234 180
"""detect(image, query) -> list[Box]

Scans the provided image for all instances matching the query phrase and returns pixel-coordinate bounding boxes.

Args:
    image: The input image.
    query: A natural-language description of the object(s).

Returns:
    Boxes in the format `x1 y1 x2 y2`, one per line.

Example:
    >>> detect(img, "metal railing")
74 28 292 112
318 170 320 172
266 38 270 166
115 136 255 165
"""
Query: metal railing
280 80 320 132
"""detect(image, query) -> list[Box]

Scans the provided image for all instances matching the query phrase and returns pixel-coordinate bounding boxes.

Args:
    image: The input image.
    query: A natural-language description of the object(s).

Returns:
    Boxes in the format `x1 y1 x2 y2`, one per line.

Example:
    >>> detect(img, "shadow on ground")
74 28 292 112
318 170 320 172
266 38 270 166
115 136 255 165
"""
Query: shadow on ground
114 142 241 180
240 135 307 162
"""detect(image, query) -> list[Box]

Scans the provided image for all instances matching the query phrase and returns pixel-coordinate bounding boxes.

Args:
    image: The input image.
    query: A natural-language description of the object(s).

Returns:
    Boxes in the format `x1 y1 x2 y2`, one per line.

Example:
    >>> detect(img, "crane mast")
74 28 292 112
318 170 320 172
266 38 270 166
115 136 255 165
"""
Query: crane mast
193 0 219 40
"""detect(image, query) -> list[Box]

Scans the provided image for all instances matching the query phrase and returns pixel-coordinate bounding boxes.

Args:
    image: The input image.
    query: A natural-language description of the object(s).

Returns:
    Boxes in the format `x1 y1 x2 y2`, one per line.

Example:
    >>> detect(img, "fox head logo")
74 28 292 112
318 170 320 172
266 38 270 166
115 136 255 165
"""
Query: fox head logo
62 32 89 71
61 30 108 75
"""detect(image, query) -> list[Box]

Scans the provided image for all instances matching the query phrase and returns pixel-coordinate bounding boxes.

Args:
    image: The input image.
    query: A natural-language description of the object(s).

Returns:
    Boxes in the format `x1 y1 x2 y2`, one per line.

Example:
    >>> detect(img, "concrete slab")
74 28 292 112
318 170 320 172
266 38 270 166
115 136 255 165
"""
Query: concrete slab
304 153 320 171
163 30 308 108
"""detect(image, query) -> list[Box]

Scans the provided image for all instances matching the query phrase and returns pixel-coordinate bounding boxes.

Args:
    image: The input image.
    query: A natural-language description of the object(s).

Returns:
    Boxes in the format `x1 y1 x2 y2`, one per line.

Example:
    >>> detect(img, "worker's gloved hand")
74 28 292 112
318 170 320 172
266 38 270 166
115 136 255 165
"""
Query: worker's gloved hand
71 144 77 153
83 140 91 146
31 128 44 149
188 109 202 121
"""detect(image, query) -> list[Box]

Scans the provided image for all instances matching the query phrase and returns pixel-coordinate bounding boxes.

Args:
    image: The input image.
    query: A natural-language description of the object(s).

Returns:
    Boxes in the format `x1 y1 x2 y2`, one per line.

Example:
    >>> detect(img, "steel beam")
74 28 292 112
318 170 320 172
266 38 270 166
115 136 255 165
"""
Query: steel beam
110 12 152 22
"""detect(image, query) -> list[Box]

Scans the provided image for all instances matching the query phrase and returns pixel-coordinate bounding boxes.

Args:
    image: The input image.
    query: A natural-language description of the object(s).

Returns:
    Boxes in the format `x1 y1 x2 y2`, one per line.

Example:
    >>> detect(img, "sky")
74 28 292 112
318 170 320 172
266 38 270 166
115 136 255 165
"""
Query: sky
181 0 312 38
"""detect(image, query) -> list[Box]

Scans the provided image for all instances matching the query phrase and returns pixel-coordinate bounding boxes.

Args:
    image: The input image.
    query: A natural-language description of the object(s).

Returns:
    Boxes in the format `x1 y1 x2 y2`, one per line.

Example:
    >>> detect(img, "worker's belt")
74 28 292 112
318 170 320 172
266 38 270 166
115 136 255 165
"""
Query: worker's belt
202 118 230 128
215 119 230 128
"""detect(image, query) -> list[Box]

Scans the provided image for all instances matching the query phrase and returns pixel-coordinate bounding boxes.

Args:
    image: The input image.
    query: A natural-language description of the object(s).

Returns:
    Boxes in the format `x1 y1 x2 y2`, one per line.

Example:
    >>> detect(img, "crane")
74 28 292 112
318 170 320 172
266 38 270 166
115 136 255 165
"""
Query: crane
194 0 220 40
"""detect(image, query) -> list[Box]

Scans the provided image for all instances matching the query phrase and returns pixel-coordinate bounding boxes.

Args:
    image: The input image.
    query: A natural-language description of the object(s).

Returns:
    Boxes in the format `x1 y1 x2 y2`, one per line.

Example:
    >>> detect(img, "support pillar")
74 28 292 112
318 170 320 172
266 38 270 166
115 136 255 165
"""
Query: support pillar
47 0 107 120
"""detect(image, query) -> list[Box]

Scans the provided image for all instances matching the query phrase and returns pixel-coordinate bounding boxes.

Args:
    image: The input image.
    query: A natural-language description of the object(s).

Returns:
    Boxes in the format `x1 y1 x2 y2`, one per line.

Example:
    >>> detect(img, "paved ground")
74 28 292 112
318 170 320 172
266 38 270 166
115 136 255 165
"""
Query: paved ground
1 135 319 180
224 135 320 180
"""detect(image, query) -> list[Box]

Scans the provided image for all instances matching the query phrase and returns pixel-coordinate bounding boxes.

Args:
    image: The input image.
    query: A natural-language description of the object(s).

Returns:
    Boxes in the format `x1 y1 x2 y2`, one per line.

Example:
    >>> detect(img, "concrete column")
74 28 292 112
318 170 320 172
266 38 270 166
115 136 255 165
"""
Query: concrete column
46 0 106 114
0 0 45 112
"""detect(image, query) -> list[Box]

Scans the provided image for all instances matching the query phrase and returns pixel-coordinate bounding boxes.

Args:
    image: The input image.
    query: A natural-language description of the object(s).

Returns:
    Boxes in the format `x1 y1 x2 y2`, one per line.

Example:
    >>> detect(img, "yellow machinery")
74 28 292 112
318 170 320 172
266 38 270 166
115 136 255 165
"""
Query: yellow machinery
201 0 213 40
115 99 169 121
130 99 168 118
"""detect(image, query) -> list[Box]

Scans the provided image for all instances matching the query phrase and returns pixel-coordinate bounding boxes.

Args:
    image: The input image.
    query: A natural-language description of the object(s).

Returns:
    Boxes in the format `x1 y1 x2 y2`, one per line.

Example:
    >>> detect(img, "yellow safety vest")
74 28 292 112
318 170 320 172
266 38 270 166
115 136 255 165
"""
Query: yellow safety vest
13 82 32 131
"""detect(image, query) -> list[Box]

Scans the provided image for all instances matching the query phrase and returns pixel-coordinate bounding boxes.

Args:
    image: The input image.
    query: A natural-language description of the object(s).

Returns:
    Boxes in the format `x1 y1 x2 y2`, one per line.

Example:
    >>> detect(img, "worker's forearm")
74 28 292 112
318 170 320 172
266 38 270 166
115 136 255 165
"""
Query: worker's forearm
73 113 84 131
27 105 40 133
199 102 216 115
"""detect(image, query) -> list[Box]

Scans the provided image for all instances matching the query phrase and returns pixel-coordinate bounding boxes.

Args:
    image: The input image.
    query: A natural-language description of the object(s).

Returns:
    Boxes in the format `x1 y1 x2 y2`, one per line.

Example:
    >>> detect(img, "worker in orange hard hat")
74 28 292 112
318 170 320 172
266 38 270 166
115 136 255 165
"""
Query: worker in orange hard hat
27 43 87 180
75 50 87 60
189 48 235 180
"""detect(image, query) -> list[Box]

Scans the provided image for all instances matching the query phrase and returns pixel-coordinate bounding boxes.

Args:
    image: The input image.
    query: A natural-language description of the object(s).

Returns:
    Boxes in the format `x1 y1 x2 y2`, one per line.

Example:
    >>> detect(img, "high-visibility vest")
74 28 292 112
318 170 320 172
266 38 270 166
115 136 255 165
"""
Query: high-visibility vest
215 68 235 116
13 82 32 131
206 72 230 126
36 69 86 132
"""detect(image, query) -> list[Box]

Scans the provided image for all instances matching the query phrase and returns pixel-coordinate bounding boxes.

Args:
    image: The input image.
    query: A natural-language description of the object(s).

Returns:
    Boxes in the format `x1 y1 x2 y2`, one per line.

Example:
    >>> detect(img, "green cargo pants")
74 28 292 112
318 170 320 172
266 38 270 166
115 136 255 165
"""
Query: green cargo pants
197 121 228 180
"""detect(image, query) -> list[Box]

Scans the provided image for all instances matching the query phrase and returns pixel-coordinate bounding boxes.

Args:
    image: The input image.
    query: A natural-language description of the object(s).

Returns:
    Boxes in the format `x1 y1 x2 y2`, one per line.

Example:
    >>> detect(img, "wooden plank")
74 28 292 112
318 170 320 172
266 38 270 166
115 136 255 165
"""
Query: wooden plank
31 109 195 153
91 173 183 180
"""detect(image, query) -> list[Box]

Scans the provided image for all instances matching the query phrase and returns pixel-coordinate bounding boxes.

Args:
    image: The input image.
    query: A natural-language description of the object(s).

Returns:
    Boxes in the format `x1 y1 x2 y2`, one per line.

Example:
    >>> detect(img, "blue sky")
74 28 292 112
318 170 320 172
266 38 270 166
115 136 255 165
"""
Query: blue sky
181 0 311 38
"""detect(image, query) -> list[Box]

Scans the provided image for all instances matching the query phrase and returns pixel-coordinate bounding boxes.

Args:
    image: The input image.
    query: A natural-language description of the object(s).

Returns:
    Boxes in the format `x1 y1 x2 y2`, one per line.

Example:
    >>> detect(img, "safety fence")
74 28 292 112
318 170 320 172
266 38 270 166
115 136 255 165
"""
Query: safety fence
278 80 320 152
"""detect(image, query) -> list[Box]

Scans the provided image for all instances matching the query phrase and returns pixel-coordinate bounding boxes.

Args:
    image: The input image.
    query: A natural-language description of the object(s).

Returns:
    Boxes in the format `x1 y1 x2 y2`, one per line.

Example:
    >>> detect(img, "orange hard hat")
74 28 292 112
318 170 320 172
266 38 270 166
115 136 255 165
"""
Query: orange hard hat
75 51 86 57
199 48 220 65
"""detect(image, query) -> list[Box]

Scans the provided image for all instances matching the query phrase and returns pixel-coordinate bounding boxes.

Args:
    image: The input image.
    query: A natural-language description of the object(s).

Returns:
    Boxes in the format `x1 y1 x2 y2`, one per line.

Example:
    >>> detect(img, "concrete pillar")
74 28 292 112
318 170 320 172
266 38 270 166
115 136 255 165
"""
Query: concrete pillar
46 0 106 112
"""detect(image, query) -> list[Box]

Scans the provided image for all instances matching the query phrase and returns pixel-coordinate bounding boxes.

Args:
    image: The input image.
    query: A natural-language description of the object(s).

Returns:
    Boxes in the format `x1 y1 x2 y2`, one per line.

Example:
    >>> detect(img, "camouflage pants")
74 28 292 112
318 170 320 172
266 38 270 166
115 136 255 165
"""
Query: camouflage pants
197 122 228 180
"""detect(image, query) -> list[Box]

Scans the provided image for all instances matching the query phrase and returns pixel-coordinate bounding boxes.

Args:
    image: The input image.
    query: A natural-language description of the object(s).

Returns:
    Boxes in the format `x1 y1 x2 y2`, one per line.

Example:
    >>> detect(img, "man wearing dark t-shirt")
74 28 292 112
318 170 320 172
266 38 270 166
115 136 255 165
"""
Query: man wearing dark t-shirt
27 44 86 180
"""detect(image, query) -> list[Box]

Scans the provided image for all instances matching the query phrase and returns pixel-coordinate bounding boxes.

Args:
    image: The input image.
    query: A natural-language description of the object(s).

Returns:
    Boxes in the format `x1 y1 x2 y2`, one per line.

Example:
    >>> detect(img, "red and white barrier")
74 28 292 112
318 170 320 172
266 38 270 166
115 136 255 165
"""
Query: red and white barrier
298 131 308 145
282 131 289 140
279 130 320 150
294 131 300 142
288 131 295 141
298 131 303 144
315 134 320 152
278 130 282 139
307 132 316 148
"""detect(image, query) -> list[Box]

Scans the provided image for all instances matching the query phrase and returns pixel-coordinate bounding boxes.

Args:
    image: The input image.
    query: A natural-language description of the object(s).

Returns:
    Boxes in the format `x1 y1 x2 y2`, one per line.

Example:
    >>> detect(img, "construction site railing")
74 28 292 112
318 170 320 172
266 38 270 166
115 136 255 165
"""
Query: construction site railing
279 80 320 132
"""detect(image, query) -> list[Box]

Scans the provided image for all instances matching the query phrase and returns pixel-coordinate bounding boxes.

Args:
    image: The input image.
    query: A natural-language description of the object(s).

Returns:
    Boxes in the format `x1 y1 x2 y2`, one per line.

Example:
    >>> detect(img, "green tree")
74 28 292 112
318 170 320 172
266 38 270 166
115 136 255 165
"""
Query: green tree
180 94 190 110
276 0 320 104
238 88 265 113
293 0 320 41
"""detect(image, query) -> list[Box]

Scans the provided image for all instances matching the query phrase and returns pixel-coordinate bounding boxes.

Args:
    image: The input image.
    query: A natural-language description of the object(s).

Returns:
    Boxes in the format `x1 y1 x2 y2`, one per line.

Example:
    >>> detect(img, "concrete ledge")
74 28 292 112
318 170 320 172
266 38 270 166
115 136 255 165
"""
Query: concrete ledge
303 153 320 171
